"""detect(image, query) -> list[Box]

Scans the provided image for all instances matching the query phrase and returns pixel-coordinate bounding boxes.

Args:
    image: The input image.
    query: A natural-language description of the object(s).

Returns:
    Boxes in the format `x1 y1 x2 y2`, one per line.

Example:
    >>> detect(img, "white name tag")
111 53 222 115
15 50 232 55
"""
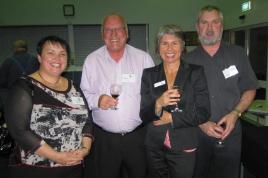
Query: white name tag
222 65 239 79
122 74 136 83
71 97 85 105
154 80 166 88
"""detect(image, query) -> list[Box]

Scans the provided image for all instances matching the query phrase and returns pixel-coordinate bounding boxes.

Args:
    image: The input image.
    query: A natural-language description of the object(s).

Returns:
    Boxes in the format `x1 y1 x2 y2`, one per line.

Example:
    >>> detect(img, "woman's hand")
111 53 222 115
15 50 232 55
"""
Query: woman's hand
35 142 86 166
153 111 173 126
156 88 180 108
54 151 83 166
72 147 90 159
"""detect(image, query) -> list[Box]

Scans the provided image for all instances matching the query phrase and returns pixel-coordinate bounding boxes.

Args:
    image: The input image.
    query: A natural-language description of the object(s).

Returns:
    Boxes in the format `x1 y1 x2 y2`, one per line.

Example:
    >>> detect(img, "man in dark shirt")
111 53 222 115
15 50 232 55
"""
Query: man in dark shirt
185 5 258 178
0 40 38 89
0 40 38 107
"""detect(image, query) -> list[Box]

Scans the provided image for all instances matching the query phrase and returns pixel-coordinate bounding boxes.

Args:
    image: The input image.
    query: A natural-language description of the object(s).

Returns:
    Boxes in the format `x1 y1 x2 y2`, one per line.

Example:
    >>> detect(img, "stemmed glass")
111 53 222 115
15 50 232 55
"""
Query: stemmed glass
215 124 226 148
171 85 182 112
110 84 122 110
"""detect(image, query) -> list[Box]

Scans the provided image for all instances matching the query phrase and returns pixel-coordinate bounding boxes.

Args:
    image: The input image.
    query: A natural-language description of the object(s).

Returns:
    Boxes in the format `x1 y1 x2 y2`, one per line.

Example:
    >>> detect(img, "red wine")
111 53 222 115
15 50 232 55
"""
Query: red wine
112 94 119 99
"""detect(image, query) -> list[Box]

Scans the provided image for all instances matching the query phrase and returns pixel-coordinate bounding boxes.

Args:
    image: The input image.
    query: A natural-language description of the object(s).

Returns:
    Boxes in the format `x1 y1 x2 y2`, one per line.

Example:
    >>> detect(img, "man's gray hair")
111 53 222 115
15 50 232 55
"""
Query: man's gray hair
101 13 128 35
197 5 223 24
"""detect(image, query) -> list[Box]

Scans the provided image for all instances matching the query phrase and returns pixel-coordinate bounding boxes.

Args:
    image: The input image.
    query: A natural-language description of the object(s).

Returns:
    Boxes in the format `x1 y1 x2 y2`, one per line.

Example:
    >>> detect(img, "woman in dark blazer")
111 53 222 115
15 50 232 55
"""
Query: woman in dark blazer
140 24 210 178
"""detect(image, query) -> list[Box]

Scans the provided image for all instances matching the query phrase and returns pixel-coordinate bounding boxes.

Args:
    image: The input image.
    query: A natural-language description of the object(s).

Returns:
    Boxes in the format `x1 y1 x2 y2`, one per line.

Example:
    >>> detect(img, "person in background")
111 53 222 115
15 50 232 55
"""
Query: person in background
5 36 93 178
80 13 154 178
0 40 39 90
0 39 39 178
140 24 210 178
185 5 258 178
0 40 39 120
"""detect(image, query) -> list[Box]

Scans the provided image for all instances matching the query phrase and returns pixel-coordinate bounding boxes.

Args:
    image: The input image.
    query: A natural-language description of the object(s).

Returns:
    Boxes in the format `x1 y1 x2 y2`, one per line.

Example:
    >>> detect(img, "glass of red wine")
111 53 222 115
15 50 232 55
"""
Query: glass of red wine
110 84 122 110
171 85 182 112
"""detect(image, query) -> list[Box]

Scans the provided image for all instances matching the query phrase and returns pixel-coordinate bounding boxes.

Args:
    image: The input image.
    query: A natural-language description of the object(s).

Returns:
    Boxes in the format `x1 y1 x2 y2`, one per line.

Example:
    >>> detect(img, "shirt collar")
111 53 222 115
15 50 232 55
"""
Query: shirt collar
104 45 127 64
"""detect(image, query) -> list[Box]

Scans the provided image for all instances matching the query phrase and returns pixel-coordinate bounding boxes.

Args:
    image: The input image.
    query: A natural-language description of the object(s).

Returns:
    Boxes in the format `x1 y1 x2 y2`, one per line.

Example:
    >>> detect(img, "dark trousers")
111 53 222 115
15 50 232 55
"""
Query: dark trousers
0 155 9 178
84 124 147 178
193 129 241 178
9 164 83 178
146 146 195 178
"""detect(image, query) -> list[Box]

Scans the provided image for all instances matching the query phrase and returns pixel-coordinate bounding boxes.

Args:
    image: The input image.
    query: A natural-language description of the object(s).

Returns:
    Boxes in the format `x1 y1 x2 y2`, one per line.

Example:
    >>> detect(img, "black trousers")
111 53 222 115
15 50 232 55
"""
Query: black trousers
0 155 9 178
84 124 147 178
146 146 195 178
9 164 83 178
193 129 241 178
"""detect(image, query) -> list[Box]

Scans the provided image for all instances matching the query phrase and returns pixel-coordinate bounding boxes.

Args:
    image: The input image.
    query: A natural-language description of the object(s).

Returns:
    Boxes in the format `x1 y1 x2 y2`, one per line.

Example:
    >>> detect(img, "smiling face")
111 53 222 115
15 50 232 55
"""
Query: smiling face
102 15 128 54
196 10 223 46
37 41 67 77
159 34 182 64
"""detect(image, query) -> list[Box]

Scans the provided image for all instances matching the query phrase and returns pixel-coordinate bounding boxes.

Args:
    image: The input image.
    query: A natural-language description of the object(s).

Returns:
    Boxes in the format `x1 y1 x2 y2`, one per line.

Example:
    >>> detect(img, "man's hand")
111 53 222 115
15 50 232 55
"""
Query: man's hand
217 111 239 140
98 94 117 110
199 121 224 139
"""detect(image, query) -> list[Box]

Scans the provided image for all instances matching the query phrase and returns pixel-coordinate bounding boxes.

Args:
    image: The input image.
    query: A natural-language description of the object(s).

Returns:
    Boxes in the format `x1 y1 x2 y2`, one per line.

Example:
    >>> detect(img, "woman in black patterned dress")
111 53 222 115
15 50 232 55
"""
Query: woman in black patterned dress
5 36 93 178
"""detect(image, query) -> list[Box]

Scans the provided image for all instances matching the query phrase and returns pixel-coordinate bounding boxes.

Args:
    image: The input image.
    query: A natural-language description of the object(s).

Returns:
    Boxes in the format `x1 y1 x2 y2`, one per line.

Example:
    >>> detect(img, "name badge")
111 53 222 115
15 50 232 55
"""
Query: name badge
222 65 239 79
154 80 166 88
122 74 136 83
71 97 85 105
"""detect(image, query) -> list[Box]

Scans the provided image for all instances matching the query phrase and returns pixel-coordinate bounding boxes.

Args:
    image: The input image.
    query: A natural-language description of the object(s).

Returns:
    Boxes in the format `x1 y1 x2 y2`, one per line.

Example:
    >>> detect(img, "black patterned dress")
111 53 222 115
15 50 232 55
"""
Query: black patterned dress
5 76 93 178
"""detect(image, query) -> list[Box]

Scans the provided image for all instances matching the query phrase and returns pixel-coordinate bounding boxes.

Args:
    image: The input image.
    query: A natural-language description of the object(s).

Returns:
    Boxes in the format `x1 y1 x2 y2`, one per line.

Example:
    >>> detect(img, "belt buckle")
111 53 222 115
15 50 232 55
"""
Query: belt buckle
120 132 127 136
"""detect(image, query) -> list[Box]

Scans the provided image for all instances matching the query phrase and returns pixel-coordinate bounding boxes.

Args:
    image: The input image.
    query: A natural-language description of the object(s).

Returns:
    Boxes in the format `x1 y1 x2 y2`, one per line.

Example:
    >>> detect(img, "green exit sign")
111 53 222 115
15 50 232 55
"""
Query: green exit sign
242 1 252 12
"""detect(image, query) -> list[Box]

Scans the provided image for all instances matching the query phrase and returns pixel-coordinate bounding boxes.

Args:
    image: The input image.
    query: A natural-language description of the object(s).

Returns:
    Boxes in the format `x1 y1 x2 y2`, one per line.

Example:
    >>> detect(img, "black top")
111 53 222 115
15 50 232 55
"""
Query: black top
5 77 93 167
184 42 258 123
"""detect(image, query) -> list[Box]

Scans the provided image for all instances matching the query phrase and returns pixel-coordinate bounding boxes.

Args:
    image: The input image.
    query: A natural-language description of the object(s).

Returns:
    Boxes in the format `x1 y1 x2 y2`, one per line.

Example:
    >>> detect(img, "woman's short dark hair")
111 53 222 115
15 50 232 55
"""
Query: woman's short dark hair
155 24 185 54
36 36 70 60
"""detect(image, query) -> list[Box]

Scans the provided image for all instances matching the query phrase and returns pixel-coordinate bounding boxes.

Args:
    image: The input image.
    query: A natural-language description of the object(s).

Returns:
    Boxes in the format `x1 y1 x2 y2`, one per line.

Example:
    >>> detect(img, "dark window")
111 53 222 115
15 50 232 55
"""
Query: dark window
249 26 268 81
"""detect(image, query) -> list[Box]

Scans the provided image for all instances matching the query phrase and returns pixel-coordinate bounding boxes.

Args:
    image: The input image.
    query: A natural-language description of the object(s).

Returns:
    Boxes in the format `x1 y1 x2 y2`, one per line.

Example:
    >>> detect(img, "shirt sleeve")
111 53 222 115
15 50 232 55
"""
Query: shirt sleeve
80 59 102 111
76 84 94 140
5 79 42 152
144 53 155 69
82 110 94 140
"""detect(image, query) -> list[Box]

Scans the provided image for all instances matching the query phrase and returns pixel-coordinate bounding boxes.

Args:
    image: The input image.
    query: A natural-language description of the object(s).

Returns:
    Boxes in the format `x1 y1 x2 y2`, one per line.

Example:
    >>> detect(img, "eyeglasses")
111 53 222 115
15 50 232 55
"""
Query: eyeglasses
103 27 126 34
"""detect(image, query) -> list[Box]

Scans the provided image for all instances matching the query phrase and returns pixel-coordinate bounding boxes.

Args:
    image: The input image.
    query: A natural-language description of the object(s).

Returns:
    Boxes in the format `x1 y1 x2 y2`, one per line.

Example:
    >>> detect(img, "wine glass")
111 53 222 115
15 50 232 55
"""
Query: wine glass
215 124 226 148
110 84 122 110
171 85 182 112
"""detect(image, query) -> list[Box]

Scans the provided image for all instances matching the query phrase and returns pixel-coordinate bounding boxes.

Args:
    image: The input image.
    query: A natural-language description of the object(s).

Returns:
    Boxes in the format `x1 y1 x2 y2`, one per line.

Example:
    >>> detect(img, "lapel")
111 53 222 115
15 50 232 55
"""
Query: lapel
152 63 168 96
173 61 191 92
151 62 191 98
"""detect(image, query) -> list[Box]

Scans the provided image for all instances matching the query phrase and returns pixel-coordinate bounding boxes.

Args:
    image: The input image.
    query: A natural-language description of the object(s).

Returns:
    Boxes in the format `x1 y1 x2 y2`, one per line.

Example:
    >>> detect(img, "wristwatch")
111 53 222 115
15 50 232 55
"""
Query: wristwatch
233 109 242 117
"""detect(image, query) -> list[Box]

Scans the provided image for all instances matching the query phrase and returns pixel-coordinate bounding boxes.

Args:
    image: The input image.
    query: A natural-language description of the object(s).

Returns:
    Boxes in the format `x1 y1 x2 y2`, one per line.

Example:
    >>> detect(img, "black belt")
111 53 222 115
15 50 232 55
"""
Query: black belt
94 123 144 136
